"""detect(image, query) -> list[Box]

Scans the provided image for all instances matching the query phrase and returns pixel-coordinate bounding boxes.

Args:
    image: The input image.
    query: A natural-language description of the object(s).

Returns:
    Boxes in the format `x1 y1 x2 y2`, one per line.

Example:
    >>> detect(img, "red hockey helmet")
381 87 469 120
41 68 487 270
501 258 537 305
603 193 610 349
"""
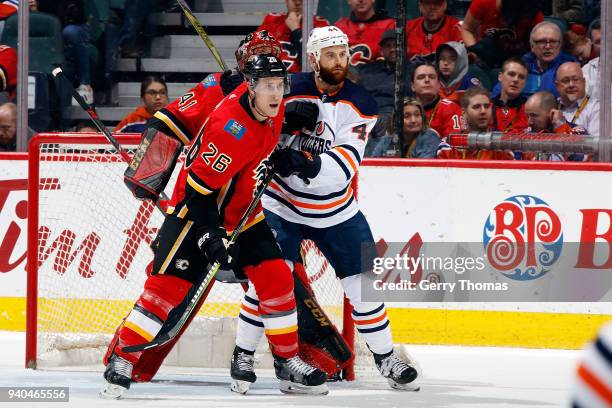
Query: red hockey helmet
235 30 283 72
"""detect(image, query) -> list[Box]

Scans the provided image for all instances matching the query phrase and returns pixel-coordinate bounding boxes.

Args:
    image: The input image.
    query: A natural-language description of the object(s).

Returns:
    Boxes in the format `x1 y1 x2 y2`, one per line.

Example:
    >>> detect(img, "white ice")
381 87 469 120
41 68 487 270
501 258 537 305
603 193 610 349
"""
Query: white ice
0 331 581 407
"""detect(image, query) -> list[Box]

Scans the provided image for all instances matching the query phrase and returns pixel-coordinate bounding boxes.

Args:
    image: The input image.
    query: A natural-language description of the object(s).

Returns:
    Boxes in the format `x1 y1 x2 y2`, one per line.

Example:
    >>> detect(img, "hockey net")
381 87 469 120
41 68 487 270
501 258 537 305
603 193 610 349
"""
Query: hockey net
26 134 372 377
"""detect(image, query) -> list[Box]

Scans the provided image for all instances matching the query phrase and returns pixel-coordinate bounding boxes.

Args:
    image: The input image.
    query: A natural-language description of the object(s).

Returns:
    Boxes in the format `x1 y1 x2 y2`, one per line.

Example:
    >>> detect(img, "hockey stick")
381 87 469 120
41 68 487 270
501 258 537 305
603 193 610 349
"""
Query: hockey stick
51 67 171 213
175 0 228 71
122 170 275 352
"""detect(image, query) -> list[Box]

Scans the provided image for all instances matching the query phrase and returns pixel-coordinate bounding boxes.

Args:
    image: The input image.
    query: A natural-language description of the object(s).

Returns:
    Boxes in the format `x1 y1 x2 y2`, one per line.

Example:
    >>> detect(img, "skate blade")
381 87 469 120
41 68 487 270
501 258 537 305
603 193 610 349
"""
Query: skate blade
279 380 329 395
230 379 252 395
99 382 128 399
388 378 420 392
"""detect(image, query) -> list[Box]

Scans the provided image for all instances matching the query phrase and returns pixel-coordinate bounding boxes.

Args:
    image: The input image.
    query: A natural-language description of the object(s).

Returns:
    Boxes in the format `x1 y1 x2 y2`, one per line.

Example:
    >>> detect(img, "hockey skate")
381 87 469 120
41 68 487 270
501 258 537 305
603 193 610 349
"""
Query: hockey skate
99 355 133 399
230 347 257 394
374 351 420 391
274 355 328 395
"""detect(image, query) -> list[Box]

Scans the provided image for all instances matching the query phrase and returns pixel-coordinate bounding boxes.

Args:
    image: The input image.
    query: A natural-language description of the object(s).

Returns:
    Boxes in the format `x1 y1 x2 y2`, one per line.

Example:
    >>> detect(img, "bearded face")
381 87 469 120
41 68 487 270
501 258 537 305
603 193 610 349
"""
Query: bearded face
316 45 349 85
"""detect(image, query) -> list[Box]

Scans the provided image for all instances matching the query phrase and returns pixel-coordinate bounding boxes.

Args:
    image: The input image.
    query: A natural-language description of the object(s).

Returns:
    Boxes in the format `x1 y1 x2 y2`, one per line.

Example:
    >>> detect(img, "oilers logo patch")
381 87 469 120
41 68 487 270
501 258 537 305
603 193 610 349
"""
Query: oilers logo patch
223 119 246 140
202 74 218 88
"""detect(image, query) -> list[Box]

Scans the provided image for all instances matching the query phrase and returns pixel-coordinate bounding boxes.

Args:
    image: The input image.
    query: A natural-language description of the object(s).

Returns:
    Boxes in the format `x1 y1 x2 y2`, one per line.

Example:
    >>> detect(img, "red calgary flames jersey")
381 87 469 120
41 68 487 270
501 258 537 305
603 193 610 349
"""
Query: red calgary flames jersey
257 13 329 73
335 15 394 66
405 16 462 59
154 72 227 145
168 86 283 233
0 44 16 95
425 98 462 138
492 102 528 132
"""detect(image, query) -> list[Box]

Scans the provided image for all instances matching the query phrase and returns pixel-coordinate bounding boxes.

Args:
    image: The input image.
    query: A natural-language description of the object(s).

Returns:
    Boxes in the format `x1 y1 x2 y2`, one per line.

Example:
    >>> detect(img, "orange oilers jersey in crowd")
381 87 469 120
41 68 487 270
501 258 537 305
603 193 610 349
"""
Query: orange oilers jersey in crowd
0 44 16 95
424 97 462 138
335 13 395 66
262 72 377 228
257 12 329 73
167 85 284 233
405 16 462 60
154 72 227 145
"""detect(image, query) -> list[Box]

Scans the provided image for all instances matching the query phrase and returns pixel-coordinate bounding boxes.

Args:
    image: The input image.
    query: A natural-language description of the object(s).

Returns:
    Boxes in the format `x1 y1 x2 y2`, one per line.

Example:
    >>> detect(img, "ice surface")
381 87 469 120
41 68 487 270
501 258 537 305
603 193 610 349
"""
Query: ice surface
0 331 581 407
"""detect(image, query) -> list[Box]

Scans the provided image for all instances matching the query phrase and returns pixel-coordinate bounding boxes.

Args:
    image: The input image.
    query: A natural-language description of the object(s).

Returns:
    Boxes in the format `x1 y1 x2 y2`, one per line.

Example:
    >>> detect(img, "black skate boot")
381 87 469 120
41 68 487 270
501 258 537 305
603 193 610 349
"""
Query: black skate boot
273 355 328 395
99 355 133 399
374 351 420 391
230 346 257 394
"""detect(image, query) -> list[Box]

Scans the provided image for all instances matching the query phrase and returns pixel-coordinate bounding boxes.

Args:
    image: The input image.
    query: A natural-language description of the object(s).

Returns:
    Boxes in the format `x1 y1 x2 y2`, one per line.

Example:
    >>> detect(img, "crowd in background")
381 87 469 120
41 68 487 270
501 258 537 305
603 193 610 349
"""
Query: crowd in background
0 0 605 159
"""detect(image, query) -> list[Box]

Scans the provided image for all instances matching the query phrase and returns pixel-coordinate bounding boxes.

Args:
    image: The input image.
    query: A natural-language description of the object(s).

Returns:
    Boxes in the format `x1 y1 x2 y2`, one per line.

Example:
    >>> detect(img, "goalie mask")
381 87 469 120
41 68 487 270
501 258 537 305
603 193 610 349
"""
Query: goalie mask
235 30 283 72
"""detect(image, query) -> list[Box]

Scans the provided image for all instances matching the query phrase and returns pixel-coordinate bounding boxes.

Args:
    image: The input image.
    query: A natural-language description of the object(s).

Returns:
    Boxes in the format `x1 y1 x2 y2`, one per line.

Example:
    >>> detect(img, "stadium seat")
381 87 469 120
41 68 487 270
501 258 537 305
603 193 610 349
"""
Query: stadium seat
0 12 64 73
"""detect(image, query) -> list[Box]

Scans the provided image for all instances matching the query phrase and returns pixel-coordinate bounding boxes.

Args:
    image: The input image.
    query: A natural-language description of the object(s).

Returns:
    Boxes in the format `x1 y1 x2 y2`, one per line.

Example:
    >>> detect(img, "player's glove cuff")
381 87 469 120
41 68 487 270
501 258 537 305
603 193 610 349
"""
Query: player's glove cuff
196 226 239 269
282 101 319 134
271 148 321 182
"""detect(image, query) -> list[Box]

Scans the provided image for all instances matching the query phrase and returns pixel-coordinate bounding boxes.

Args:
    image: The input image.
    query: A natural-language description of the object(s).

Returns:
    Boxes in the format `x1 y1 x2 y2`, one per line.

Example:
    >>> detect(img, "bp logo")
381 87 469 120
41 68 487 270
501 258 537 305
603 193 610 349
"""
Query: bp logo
483 195 563 281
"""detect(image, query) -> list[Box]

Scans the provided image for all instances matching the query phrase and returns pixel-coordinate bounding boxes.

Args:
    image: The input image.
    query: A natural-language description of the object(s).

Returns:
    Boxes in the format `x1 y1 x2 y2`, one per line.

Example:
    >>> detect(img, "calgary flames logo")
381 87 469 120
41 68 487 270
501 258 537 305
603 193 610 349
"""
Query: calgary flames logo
483 195 563 281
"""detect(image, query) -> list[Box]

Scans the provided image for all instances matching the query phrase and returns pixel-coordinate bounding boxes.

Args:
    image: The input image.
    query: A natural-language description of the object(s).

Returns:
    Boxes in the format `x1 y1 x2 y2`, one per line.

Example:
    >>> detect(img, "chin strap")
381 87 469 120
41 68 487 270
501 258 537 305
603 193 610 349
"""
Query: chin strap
249 93 271 119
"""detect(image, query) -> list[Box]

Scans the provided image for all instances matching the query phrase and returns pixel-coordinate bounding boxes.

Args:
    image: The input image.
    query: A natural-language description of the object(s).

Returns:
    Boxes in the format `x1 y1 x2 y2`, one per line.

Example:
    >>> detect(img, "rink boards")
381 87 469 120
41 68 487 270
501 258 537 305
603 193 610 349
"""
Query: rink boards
1 152 611 349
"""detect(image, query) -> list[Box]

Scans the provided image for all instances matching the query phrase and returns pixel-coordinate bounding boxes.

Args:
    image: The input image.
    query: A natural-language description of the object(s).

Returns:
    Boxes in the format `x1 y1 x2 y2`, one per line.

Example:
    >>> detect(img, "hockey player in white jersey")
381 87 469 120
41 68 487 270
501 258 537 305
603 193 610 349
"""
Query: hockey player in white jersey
230 26 420 393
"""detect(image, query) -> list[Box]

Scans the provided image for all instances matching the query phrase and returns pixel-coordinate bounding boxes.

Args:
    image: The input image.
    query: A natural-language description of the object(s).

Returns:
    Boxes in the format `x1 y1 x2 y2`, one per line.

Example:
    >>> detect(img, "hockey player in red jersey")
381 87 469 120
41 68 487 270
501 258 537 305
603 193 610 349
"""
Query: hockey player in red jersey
230 25 419 394
335 0 395 66
101 55 328 398
257 0 329 73
153 30 283 145
411 61 462 138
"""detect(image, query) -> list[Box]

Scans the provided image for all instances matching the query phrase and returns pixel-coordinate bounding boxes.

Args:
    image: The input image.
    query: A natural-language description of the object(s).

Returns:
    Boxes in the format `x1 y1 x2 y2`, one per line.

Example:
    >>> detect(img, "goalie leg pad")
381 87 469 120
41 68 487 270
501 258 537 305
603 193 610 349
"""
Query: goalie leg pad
244 259 298 359
107 274 192 367
293 262 353 377
124 127 182 201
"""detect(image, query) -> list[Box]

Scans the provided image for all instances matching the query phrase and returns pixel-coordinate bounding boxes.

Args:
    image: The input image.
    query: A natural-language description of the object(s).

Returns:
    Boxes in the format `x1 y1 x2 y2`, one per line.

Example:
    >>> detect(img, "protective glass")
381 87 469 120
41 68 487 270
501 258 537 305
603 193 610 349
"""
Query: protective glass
251 76 291 96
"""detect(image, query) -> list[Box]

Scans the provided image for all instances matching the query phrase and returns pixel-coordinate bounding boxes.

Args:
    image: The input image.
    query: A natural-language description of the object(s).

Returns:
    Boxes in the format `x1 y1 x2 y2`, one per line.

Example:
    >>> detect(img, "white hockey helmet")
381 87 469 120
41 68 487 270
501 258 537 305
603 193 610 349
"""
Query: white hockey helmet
306 26 349 62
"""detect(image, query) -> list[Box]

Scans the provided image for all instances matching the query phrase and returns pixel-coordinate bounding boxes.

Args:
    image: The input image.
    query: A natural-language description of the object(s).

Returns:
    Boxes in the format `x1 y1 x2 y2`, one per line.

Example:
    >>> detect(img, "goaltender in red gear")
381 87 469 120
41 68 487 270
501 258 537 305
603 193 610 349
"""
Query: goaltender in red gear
101 54 328 399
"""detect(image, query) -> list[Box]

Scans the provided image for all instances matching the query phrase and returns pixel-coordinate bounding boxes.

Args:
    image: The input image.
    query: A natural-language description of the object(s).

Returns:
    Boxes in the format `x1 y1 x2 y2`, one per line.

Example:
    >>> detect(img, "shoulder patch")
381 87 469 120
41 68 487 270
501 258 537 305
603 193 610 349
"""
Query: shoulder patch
470 77 481 86
201 74 218 88
223 119 246 140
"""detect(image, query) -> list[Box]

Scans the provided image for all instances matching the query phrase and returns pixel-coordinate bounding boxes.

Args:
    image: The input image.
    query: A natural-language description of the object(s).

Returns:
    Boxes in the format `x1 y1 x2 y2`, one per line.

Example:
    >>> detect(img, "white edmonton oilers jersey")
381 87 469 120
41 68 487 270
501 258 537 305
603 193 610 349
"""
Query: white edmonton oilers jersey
262 72 378 228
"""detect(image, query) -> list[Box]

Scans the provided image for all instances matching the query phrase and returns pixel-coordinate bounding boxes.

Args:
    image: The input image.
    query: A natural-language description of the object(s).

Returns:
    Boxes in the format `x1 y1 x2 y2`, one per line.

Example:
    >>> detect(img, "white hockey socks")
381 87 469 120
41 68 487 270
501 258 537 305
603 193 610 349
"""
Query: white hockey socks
235 283 265 352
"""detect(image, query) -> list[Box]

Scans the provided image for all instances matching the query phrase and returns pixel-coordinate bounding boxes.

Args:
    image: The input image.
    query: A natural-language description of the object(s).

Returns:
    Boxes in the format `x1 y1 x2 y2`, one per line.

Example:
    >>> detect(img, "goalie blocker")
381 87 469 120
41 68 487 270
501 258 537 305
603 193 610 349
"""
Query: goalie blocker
124 128 182 201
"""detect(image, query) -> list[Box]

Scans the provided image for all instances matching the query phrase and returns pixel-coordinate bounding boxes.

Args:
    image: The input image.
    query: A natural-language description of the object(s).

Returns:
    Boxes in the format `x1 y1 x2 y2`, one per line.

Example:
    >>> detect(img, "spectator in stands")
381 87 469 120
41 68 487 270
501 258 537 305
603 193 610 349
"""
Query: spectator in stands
435 41 480 105
257 0 329 73
460 0 544 68
406 0 461 61
116 75 168 133
118 0 161 58
522 91 587 160
563 32 595 64
0 101 16 151
518 21 576 97
556 62 599 136
358 29 413 151
335 0 395 67
0 44 16 100
411 61 462 138
437 88 515 160
552 0 584 24
492 57 529 131
587 18 601 58
0 1 37 37
38 0 95 105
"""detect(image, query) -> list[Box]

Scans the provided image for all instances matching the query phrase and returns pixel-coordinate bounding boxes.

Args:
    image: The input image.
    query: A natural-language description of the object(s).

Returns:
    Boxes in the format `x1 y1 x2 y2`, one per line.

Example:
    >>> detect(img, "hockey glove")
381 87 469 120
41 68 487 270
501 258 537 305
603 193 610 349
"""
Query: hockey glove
220 69 244 96
271 148 321 183
196 226 239 270
282 101 319 134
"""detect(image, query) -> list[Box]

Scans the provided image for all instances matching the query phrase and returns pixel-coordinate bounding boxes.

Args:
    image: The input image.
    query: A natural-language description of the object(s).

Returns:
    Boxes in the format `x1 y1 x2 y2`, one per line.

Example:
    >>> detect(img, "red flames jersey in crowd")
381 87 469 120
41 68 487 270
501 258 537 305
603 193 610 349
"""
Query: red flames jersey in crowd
468 0 544 56
405 15 462 59
491 96 528 132
167 85 284 233
154 72 225 145
0 44 16 95
257 12 329 73
425 97 462 138
335 14 394 66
